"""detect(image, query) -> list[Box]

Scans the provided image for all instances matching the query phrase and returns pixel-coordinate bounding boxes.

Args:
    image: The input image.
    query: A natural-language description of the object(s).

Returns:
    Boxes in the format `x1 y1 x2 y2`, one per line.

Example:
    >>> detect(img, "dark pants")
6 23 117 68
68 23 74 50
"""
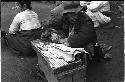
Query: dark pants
6 28 42 55
67 28 97 48
67 28 105 58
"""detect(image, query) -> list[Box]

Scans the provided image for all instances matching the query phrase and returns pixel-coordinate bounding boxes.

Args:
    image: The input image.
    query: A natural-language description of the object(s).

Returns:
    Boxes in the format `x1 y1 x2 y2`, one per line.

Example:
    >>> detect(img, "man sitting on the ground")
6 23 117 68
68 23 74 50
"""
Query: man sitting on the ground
1 1 42 56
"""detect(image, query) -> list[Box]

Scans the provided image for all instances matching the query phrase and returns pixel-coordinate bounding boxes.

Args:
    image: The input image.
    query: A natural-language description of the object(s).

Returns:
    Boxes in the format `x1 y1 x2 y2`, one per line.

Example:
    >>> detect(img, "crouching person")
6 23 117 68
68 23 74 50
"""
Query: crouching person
2 1 42 56
44 1 112 61
59 6 112 61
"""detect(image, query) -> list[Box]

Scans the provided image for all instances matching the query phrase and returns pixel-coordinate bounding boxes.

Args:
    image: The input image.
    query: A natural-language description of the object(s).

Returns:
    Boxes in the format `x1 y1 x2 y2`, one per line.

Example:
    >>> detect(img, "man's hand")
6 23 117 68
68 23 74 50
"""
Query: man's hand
51 33 59 42
9 30 16 34
59 38 69 46
59 38 67 43
64 42 69 46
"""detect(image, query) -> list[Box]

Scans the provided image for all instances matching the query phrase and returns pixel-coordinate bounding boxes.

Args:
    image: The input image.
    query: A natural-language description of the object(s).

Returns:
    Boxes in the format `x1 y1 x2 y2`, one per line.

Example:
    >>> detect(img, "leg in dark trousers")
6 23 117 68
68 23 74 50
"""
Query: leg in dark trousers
1 29 41 56
92 38 112 60
92 40 104 58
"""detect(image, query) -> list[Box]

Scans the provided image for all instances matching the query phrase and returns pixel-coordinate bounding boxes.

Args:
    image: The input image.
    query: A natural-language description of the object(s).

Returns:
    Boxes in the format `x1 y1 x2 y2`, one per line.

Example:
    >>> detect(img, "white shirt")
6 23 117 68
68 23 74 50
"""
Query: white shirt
9 9 41 34
87 1 110 12
80 1 90 6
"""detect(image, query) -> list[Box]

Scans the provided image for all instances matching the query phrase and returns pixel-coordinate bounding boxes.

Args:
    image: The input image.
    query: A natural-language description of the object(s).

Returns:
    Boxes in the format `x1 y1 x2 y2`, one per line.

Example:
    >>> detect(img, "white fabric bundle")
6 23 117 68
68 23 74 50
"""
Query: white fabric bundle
85 10 111 24
80 1 111 25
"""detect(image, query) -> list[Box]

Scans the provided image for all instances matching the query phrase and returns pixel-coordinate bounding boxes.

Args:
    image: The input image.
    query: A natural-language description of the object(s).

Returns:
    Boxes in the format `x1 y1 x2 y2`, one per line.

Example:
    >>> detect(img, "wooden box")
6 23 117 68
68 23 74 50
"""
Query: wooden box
31 40 87 82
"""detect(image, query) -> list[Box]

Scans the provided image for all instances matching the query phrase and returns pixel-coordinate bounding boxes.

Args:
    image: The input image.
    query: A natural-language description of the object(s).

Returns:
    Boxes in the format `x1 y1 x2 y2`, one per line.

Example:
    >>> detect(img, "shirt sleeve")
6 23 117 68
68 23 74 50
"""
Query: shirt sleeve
9 13 21 34
87 1 103 12
80 1 88 6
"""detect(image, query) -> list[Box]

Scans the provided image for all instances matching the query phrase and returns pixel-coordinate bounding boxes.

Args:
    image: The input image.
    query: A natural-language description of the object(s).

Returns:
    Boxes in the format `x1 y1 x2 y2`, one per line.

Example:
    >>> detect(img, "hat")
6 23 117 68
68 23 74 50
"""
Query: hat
51 4 64 16
51 1 83 16
62 5 83 15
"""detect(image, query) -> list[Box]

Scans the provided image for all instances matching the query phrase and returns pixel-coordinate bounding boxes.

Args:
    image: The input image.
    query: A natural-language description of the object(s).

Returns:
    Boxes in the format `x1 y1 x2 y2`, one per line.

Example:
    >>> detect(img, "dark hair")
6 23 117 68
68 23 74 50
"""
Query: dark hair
17 1 32 10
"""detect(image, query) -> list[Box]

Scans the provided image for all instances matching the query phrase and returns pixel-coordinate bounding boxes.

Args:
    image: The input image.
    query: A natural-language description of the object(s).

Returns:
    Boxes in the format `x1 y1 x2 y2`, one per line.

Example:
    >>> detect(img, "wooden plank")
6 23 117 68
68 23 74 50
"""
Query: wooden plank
38 53 58 82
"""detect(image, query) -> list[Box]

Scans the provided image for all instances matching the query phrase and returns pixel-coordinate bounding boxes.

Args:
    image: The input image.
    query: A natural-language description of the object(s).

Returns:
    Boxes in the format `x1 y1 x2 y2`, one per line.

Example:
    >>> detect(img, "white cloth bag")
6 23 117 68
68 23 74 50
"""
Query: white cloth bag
85 10 111 24
81 1 111 24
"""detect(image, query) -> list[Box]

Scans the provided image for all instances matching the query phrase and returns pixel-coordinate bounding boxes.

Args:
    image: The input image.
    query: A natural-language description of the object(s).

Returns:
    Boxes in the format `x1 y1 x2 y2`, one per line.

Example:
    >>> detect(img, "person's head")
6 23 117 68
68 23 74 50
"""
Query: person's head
16 1 32 11
62 4 84 24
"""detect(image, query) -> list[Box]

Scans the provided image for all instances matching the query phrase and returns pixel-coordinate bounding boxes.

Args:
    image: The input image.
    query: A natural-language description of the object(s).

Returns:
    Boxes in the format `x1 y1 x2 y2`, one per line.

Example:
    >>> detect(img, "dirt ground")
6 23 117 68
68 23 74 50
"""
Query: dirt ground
1 1 124 82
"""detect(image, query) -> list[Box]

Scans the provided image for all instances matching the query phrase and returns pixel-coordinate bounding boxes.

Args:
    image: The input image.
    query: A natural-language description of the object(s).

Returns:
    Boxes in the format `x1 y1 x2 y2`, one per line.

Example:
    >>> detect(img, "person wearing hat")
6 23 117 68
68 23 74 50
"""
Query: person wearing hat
46 1 86 36
42 1 112 60
52 2 112 60
2 1 42 56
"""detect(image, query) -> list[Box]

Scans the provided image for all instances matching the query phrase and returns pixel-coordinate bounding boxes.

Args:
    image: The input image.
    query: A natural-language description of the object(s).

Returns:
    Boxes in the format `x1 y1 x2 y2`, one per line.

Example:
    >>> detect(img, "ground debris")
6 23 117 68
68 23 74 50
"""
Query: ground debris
30 64 48 82
118 6 124 14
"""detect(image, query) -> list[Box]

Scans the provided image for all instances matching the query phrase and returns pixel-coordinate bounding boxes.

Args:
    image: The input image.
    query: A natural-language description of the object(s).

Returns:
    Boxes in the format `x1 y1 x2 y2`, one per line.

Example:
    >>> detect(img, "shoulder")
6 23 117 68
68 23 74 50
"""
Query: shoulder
13 12 23 21
15 11 25 18
28 10 38 16
32 11 38 16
